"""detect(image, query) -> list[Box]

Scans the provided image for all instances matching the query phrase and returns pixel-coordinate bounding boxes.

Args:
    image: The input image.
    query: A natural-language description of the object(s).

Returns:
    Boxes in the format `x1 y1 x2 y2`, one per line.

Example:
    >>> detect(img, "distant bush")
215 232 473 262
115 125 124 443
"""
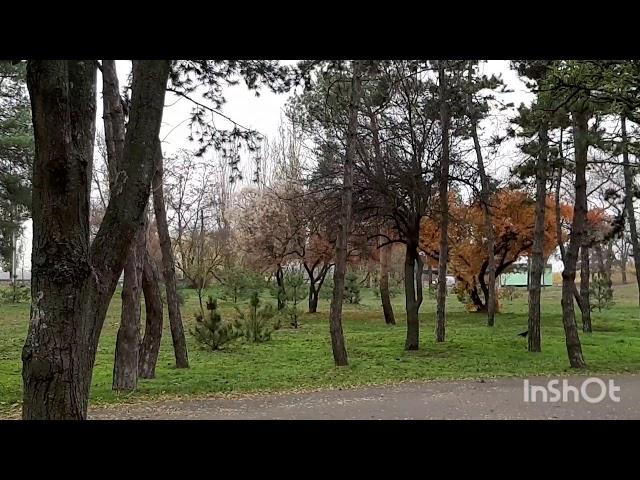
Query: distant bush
590 276 615 312
344 272 361 304
498 286 522 302
0 284 30 304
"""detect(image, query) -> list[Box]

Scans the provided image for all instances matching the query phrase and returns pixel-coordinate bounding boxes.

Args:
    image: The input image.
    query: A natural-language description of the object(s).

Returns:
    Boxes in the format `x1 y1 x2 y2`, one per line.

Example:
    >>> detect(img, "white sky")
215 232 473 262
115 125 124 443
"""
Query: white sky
18 60 538 272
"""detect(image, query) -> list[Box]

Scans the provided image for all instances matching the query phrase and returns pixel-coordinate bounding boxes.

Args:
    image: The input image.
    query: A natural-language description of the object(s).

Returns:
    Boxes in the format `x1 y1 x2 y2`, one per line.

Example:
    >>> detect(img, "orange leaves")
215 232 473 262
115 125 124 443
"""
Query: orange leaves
419 189 560 287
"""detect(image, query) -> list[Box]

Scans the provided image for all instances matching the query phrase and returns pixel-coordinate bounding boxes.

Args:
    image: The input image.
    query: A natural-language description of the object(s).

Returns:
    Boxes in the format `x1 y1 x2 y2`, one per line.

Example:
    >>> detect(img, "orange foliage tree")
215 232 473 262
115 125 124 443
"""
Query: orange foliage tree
420 189 560 311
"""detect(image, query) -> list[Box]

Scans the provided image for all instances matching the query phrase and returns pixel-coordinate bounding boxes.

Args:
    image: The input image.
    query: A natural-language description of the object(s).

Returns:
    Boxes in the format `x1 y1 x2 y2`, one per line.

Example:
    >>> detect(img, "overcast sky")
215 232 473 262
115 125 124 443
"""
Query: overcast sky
16 60 539 273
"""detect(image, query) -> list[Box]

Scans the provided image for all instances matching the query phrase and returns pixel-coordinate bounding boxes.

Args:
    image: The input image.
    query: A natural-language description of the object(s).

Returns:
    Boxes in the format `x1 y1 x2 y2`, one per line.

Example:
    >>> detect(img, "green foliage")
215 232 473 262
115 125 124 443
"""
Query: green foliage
191 296 242 351
0 284 30 304
319 277 334 299
344 272 361 304
590 277 615 312
283 272 307 328
234 291 275 343
220 265 264 303
0 61 33 271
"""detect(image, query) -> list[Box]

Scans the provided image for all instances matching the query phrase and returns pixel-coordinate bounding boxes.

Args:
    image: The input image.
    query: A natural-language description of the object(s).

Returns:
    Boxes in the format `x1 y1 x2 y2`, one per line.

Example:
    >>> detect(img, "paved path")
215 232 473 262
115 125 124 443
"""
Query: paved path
88 374 640 420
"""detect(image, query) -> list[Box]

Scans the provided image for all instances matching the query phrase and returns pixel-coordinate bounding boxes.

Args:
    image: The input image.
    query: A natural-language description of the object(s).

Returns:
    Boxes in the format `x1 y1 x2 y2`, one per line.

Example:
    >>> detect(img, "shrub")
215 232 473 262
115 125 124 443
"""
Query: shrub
590 276 615 312
234 291 275 343
344 272 361 304
0 284 30 304
283 272 307 328
498 286 522 302
191 296 242 350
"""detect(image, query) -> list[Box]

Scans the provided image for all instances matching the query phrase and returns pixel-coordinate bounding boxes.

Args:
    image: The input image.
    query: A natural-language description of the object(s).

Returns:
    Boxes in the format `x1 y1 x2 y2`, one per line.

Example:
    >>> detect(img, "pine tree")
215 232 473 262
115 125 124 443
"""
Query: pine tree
191 296 242 350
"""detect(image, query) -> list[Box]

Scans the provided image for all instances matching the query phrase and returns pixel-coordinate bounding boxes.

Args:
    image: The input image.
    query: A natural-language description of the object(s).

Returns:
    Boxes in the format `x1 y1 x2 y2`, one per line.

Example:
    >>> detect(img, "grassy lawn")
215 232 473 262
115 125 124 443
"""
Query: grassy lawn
1 281 639 417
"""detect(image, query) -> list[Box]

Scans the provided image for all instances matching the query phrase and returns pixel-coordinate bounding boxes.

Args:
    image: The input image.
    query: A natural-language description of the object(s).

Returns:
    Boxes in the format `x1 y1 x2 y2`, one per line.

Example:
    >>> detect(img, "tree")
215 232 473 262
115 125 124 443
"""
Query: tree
0 61 33 281
435 61 452 342
421 189 559 312
22 60 170 419
620 115 640 305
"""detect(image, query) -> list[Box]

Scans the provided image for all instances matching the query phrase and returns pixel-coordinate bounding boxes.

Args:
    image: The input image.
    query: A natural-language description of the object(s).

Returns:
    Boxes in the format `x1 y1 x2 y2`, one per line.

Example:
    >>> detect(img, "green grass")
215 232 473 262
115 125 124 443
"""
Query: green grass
1 282 639 417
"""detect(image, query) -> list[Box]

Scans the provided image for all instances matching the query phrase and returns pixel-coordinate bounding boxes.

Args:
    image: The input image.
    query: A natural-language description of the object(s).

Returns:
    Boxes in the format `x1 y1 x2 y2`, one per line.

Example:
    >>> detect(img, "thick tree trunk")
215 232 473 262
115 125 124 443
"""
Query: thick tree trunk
621 115 640 306
22 60 169 419
112 225 145 391
152 144 189 369
22 61 96 419
560 109 588 369
379 237 396 325
580 245 592 333
436 62 450 342
404 244 420 350
328 60 362 366
139 248 164 379
528 124 548 352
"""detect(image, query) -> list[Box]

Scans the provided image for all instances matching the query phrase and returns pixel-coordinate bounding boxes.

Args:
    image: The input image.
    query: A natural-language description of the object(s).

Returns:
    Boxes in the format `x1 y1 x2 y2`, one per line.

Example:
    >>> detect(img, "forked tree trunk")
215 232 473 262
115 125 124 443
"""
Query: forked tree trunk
139 247 164 379
436 62 450 343
328 60 362 366
379 237 396 325
152 144 189 369
528 123 548 352
560 109 587 369
22 60 169 419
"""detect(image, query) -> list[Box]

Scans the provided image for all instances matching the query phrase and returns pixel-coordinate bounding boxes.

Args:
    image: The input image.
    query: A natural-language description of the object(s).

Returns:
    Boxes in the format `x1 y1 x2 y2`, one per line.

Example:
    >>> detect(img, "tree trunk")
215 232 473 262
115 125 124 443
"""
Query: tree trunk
436 62 450 342
275 265 285 311
467 64 497 327
328 60 362 366
379 237 396 325
112 224 145 391
308 284 319 313
138 247 164 379
152 144 189 369
404 244 420 350
580 245 592 333
621 115 640 306
22 60 169 419
528 123 548 352
560 109 588 369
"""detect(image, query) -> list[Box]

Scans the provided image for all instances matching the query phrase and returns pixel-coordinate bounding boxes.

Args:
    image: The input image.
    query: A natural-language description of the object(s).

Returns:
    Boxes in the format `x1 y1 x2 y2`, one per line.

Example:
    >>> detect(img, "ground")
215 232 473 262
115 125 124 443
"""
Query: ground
87 374 640 419
1 280 639 418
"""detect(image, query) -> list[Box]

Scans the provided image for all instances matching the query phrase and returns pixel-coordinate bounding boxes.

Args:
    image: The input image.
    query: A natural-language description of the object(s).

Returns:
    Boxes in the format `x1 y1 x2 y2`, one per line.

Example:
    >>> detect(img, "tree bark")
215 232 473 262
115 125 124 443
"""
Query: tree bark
436 62 450 342
621 115 640 306
467 64 497 327
152 144 189 369
22 60 169 419
103 59 145 392
580 245 592 333
138 247 164 379
404 244 420 350
275 265 285 311
560 109 588 369
328 60 362 366
112 224 145 391
528 123 548 352
379 236 396 325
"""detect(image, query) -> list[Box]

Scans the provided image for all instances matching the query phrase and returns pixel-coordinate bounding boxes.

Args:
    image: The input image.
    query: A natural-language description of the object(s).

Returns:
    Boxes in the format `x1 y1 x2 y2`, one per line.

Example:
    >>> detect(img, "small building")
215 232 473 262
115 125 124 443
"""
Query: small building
499 262 553 287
